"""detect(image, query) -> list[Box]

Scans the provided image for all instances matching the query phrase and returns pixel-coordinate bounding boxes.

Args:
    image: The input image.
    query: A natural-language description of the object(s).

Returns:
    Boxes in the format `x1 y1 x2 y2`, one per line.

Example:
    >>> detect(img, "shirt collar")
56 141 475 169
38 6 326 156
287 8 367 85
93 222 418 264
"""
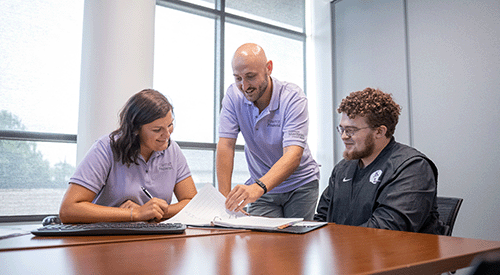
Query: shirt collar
268 76 280 112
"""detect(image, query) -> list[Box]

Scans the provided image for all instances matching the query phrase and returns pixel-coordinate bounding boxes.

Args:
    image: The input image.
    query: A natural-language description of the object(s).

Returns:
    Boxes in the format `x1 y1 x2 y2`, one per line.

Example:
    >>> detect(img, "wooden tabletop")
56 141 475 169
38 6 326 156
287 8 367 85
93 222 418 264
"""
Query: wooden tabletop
0 226 246 252
1 223 499 275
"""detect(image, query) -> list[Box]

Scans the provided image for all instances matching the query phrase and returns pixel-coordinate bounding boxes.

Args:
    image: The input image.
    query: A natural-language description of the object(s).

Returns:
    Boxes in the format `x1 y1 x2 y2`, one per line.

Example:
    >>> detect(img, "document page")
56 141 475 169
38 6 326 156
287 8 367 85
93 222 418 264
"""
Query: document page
164 184 245 226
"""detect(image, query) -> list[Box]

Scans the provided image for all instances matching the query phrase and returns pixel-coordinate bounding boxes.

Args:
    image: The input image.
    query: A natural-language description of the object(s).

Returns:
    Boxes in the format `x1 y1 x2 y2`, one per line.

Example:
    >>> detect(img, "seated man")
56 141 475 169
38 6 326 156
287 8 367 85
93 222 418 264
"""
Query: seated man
314 88 444 234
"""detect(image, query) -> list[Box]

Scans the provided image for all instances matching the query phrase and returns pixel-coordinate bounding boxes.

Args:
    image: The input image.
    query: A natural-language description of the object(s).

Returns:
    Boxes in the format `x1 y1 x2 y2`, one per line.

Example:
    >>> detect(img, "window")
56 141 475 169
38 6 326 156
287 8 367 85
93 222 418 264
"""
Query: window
0 0 306 219
154 0 306 190
0 0 84 219
154 7 215 144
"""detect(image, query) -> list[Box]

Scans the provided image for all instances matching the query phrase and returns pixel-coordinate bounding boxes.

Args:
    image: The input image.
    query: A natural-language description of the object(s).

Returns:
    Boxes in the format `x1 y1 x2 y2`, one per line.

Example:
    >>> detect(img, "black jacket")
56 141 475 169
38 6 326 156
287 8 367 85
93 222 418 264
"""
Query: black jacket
314 138 445 234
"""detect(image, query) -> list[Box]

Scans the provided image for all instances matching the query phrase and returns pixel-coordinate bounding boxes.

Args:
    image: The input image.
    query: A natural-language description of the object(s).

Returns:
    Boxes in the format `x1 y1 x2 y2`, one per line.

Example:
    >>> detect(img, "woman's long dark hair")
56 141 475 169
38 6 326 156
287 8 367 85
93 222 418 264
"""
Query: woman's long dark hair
110 89 173 166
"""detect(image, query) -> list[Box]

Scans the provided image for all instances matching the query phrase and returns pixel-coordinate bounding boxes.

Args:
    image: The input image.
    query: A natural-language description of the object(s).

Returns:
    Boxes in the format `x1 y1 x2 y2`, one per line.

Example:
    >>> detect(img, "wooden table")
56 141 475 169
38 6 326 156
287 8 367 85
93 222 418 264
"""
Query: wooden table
1 224 499 275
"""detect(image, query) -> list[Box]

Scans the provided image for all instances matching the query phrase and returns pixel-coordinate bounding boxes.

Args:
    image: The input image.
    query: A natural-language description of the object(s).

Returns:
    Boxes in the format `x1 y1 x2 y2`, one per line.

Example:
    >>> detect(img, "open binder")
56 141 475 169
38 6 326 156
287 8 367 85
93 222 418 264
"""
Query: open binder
164 184 327 234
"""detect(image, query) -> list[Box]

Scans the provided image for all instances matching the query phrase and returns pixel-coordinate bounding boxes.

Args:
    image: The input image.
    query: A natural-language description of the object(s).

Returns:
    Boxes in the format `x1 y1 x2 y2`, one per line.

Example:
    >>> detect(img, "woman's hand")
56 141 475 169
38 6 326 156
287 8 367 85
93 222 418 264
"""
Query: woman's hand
119 200 141 210
131 198 169 222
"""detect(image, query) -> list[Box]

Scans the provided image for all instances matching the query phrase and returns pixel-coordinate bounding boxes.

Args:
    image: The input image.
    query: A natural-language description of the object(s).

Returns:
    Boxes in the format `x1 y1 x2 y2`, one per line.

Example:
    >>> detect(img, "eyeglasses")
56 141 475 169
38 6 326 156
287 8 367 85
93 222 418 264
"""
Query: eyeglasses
336 125 371 137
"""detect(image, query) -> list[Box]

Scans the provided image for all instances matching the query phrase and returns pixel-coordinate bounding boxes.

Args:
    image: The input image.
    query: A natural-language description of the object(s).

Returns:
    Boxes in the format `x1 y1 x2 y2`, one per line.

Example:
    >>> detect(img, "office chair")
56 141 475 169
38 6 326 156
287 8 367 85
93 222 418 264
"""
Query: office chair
436 196 463 236
437 196 464 275
469 251 500 275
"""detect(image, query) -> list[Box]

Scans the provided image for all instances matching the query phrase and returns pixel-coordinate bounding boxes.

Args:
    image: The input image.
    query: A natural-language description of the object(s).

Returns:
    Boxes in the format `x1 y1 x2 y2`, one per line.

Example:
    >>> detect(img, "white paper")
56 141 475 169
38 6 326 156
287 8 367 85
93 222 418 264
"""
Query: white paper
164 184 245 226
0 228 31 240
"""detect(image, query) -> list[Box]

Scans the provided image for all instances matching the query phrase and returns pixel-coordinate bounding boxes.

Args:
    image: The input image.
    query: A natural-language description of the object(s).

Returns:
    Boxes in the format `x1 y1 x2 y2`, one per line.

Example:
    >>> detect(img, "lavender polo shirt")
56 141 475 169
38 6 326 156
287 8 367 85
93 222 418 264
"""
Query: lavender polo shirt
219 77 320 193
70 135 191 206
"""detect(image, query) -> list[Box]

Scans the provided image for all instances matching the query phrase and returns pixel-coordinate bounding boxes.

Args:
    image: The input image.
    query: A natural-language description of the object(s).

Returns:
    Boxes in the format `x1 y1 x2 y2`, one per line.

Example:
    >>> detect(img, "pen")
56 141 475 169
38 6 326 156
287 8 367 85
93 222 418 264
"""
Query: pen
141 186 153 199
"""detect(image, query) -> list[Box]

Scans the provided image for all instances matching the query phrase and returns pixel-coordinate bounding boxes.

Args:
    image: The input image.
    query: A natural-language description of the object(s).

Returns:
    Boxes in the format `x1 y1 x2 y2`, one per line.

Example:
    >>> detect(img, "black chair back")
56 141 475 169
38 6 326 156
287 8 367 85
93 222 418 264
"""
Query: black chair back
436 196 463 236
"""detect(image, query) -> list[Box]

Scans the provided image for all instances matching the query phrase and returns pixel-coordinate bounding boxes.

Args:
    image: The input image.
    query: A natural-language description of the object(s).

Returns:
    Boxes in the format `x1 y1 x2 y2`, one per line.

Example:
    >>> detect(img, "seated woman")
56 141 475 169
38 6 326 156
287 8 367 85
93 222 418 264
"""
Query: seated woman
59 89 197 223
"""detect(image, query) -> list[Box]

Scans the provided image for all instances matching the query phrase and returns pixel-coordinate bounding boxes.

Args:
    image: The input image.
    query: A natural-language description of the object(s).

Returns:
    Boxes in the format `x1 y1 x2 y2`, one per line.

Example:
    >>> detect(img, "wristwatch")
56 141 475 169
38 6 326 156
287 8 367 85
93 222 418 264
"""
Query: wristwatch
254 179 267 194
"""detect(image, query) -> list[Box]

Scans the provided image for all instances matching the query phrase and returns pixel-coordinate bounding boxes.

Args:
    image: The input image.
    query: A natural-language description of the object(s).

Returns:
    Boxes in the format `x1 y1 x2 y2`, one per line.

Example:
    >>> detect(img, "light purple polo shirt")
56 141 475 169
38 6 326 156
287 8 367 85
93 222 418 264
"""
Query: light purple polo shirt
219 77 320 193
70 135 191 206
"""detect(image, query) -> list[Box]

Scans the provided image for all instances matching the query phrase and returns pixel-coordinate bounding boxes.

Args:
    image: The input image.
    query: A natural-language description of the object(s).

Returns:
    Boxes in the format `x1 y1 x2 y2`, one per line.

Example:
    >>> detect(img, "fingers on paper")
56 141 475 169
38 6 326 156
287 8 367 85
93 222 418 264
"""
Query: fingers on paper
225 185 249 212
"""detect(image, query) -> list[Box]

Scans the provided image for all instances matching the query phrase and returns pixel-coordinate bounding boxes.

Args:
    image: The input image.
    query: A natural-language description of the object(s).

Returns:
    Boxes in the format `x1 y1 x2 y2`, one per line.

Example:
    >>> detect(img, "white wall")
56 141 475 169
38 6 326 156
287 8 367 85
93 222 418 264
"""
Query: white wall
307 0 334 193
332 0 411 160
408 0 500 242
77 0 155 163
332 0 500 244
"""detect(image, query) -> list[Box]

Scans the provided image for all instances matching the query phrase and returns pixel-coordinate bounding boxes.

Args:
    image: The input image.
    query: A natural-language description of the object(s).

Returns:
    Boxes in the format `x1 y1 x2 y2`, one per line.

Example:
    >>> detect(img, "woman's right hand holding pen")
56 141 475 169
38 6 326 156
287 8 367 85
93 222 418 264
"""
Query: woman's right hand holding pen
120 198 169 222
135 198 169 222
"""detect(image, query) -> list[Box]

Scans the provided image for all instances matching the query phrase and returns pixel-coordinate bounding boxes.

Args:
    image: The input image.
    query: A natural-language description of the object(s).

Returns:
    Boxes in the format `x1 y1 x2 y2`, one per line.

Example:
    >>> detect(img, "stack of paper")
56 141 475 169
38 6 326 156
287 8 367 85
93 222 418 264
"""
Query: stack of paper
212 215 302 230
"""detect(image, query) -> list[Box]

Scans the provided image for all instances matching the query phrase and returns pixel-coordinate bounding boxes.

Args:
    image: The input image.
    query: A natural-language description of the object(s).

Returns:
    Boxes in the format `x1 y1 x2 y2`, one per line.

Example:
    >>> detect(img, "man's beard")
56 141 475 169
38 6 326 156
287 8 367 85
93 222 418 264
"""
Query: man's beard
241 74 268 101
253 74 269 102
343 133 375 161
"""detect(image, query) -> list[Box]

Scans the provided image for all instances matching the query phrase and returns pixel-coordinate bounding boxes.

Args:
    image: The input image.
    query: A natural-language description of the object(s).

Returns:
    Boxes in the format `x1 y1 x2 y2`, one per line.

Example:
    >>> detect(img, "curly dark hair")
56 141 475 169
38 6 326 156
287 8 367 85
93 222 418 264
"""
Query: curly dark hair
109 89 173 166
337 87 401 137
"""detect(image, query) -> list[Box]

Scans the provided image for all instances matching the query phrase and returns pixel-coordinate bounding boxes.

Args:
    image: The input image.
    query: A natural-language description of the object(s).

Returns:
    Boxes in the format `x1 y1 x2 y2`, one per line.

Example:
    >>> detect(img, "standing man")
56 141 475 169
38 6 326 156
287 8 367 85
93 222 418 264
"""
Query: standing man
217 43 320 220
314 87 444 234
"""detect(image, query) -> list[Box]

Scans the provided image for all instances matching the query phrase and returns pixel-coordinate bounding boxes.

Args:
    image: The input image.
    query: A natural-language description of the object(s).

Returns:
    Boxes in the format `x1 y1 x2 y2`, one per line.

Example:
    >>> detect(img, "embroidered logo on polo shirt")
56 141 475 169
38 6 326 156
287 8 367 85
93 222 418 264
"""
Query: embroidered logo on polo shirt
286 131 305 140
267 119 281 127
370 170 383 184
159 162 173 171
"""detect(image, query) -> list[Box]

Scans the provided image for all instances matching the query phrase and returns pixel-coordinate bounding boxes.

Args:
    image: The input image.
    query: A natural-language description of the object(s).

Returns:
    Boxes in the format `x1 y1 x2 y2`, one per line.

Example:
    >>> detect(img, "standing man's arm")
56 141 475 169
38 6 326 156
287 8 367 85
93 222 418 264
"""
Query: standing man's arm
216 137 237 197
260 145 302 191
225 145 303 212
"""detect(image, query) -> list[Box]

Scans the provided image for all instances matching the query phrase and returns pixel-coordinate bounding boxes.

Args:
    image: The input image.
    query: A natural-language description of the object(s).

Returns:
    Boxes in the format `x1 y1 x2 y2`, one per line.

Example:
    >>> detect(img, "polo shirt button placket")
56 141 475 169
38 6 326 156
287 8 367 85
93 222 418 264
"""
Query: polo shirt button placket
145 165 152 185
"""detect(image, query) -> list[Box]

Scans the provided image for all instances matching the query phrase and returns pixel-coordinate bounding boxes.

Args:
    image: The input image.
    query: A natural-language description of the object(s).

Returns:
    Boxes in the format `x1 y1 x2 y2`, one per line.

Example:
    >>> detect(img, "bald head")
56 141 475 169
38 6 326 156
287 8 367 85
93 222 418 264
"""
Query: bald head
232 43 268 69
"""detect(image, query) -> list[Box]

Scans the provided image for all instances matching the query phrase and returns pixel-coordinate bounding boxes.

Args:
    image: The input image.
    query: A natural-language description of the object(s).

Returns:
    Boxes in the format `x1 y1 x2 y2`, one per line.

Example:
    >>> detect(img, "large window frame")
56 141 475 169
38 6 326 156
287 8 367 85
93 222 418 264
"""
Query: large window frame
0 0 307 222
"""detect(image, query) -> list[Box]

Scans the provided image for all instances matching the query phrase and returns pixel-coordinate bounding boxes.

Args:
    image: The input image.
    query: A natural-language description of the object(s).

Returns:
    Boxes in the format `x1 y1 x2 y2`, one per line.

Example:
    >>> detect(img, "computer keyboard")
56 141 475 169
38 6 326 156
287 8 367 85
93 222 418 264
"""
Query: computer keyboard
31 222 186 236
